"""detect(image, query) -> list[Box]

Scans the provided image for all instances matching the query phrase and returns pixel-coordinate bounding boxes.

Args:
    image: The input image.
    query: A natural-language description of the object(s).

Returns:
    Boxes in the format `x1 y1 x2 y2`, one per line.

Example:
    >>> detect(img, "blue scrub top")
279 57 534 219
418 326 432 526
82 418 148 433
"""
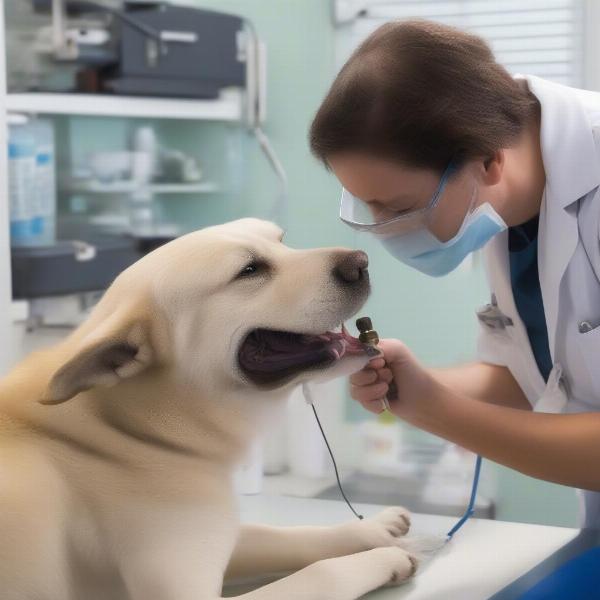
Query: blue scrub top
508 215 553 383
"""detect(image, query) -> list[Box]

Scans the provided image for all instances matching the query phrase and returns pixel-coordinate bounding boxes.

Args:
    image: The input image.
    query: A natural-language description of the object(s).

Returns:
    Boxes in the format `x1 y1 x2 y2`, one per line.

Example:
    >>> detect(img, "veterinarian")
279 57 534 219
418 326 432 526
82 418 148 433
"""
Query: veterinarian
310 20 600 529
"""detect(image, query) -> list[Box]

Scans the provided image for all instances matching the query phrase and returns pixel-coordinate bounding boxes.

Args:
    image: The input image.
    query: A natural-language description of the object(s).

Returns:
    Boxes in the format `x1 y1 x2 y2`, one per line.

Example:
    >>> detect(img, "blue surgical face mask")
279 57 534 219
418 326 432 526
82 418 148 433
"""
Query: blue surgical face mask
375 200 507 277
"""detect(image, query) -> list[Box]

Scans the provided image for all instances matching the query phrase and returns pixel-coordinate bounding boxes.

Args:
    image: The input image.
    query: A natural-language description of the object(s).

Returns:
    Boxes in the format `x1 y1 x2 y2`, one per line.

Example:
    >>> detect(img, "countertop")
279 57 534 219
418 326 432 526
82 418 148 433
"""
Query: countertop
232 494 578 600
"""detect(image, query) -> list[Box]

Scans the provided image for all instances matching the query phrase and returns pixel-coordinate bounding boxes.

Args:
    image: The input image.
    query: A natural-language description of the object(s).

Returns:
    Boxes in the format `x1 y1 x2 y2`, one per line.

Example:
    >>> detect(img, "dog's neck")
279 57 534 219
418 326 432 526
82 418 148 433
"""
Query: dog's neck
1 355 277 474
94 368 279 466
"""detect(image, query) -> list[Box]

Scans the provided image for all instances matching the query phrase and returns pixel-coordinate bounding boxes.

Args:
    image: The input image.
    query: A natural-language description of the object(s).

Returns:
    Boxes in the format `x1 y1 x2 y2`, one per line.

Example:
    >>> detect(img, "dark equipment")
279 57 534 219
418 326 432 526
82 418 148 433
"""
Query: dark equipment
12 236 144 298
33 1 247 98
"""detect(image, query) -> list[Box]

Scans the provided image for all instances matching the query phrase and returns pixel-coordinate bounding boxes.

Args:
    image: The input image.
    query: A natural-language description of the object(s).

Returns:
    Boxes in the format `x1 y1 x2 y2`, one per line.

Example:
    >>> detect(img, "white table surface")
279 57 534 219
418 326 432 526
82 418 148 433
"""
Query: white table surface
235 494 578 600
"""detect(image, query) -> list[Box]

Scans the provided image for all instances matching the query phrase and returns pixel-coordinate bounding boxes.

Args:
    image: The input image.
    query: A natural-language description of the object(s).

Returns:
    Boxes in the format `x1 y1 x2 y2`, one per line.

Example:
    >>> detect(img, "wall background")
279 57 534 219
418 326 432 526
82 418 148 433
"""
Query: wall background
43 0 580 527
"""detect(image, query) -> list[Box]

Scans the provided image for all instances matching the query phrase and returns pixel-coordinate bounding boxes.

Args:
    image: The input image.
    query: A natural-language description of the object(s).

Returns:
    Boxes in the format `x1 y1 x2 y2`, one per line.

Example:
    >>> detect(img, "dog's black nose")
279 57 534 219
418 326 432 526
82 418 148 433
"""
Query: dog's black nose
333 251 369 284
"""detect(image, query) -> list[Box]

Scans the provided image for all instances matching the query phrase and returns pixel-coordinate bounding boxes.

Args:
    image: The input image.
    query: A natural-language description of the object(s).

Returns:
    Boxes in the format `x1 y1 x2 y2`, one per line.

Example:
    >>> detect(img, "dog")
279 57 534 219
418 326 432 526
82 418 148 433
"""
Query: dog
0 218 417 600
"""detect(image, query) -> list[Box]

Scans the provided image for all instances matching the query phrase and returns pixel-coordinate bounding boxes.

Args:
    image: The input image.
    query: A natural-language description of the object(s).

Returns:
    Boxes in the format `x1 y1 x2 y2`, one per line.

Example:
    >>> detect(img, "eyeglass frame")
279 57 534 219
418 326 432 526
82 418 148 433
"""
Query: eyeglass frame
339 158 460 233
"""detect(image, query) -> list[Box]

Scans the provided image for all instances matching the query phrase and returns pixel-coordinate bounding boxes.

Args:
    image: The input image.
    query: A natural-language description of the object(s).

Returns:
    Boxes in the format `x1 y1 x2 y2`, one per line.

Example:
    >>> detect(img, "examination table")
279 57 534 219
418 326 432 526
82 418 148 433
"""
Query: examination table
227 495 588 599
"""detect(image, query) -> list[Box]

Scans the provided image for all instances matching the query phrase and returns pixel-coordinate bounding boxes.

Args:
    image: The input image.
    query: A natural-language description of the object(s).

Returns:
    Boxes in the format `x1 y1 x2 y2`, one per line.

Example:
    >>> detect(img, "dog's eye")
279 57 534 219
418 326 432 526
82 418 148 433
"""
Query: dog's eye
241 264 257 276
237 261 263 278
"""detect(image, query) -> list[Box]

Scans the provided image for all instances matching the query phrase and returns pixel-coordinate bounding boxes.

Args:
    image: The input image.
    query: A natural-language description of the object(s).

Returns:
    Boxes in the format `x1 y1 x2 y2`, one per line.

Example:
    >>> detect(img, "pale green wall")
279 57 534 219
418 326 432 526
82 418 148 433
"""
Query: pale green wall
185 0 348 250
56 0 578 528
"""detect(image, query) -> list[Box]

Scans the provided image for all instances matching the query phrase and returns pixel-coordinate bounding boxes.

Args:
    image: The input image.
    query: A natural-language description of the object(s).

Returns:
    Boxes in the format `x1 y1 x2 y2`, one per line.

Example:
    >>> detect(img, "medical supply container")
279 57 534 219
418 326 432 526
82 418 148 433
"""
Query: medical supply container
8 114 36 247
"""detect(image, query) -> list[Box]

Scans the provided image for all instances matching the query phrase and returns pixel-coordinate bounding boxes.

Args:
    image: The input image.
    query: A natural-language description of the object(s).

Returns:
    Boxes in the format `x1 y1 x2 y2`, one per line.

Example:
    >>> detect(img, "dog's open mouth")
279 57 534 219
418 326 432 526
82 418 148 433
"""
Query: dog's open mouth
238 323 369 386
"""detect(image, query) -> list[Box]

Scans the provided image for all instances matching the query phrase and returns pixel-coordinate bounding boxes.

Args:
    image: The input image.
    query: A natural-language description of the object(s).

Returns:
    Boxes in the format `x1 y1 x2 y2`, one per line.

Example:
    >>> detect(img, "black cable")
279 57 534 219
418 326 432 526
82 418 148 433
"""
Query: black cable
310 404 363 520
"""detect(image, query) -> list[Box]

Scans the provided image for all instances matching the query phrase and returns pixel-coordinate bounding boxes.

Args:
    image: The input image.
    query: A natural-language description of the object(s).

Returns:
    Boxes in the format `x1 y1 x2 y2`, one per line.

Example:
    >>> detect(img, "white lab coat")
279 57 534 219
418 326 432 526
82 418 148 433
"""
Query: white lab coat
477 74 600 529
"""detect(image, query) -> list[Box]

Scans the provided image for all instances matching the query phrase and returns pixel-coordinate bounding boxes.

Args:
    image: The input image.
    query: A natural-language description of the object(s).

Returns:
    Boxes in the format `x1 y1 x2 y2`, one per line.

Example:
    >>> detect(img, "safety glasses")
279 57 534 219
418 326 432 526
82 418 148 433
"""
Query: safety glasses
339 159 459 234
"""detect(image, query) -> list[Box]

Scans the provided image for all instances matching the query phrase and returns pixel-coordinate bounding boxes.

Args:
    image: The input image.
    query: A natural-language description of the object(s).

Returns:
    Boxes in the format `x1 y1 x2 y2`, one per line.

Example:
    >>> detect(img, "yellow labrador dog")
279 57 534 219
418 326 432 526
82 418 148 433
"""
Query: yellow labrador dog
0 219 417 600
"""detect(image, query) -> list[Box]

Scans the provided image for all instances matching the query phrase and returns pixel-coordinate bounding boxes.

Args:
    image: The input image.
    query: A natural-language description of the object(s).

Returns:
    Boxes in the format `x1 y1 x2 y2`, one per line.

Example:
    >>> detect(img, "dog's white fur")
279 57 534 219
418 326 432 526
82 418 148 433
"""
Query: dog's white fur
0 219 416 600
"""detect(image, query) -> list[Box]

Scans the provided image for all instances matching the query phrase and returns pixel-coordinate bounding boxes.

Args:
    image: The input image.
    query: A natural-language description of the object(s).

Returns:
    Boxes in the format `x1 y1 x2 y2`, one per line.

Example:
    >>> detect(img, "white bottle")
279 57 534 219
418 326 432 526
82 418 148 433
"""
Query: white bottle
359 410 403 474
8 114 36 247
30 119 57 245
132 125 158 181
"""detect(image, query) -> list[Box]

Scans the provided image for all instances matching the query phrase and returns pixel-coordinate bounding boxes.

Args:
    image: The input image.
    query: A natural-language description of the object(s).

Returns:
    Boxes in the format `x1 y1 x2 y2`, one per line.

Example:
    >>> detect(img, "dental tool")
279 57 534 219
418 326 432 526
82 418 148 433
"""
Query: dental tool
355 316 397 412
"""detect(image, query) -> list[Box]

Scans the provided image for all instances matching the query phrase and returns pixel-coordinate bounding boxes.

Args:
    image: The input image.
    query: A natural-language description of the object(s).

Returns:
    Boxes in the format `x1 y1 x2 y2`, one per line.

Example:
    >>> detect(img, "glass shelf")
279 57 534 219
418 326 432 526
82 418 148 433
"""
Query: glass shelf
64 179 220 196
6 90 244 122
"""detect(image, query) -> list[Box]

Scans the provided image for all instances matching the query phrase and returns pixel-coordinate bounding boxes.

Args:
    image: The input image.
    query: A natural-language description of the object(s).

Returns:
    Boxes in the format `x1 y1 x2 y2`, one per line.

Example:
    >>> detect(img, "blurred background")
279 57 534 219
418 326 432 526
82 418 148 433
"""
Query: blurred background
1 0 597 528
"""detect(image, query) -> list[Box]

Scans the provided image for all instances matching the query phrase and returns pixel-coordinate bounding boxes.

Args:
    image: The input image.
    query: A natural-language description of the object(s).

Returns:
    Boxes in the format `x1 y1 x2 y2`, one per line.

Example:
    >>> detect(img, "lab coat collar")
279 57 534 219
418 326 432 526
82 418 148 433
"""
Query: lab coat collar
519 74 600 208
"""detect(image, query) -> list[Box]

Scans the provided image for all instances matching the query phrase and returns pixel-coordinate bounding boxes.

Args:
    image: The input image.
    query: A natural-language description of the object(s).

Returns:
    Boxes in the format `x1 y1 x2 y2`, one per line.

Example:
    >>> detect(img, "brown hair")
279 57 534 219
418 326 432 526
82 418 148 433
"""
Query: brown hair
310 20 538 171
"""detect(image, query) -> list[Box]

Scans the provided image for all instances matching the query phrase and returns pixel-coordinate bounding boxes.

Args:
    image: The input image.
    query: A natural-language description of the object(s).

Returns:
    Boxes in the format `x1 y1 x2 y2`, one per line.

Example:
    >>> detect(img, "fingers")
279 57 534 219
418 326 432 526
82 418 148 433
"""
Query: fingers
358 396 389 415
367 357 387 370
350 368 377 386
349 342 410 416
350 367 393 386
377 368 394 384
352 380 389 402
350 357 395 415
351 381 390 415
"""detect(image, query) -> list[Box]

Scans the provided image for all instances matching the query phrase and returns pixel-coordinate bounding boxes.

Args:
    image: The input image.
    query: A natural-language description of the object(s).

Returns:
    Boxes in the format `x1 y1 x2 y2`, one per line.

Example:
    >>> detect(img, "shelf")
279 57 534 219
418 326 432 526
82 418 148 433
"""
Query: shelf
65 180 220 195
5 89 244 121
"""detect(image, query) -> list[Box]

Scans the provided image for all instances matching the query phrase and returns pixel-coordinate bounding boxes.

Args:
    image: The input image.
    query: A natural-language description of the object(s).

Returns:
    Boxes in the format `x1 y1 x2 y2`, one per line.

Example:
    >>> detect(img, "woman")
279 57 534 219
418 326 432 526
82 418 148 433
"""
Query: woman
309 20 600 529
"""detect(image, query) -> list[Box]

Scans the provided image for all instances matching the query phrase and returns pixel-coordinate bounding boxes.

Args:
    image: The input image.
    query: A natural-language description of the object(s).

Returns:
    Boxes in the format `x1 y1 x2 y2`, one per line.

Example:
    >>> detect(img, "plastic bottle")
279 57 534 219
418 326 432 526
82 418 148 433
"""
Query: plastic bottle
132 125 158 181
359 409 404 474
8 114 36 247
30 119 57 245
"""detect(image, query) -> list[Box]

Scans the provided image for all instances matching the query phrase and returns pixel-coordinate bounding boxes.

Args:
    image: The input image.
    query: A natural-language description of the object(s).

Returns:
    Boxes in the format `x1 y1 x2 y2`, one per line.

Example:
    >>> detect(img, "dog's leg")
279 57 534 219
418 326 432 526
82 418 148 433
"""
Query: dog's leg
119 509 415 600
124 544 415 600
222 546 417 600
225 506 411 580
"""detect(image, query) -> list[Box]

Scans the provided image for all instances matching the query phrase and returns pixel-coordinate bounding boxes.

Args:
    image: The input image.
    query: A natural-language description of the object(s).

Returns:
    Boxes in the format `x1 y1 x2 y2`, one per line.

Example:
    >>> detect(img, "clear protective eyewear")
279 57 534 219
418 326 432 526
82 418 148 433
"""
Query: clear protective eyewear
339 160 459 234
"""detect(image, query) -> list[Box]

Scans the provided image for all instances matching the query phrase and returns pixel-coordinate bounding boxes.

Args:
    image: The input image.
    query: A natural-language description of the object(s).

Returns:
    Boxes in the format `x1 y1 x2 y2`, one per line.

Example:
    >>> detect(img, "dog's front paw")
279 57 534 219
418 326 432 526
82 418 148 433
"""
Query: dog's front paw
350 506 411 551
372 546 418 587
370 506 411 537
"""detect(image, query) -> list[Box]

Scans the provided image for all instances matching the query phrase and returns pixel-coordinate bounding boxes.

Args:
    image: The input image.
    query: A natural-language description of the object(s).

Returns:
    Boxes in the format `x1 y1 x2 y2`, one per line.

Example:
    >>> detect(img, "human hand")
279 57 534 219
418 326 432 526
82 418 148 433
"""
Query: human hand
349 339 437 419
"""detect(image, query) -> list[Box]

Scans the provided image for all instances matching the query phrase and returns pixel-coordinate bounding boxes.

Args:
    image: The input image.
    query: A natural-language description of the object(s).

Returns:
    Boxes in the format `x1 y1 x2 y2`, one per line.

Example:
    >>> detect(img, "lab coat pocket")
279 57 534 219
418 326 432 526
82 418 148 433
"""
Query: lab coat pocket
578 322 600 397
476 316 513 367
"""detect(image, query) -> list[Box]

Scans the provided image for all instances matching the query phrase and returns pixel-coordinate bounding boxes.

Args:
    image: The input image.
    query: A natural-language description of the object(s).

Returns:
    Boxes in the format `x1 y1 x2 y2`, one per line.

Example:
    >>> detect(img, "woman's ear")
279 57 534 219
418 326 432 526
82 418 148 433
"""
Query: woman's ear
41 316 154 405
481 150 504 186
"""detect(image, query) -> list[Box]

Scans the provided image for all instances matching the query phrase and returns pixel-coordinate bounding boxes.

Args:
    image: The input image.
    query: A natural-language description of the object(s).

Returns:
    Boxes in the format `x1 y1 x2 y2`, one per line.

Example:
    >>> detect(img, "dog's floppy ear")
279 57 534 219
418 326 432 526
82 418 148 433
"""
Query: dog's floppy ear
42 314 154 405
